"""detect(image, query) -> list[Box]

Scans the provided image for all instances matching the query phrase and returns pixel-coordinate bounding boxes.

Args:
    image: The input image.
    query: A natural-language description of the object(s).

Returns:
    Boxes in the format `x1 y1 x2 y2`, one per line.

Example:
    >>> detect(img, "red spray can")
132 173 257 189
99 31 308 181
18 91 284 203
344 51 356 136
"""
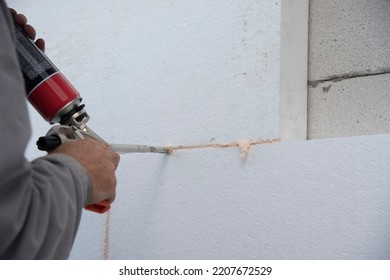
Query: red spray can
14 24 86 125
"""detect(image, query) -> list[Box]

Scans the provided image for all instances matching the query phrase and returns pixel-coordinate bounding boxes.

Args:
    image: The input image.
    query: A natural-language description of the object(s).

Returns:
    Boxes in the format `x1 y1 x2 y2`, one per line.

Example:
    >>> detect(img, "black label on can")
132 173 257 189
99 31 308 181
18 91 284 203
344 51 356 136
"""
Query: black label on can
14 25 58 95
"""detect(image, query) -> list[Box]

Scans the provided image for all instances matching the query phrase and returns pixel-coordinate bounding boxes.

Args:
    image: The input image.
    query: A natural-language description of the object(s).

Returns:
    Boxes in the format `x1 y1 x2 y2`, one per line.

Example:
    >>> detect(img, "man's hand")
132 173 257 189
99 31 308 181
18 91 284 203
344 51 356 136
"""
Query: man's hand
9 8 45 52
51 139 120 206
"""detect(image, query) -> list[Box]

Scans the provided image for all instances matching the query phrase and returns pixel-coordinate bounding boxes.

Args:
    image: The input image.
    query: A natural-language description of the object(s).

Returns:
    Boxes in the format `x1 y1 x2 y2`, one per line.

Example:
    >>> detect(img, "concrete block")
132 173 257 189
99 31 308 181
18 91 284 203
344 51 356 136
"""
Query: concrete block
309 0 390 81
308 74 390 139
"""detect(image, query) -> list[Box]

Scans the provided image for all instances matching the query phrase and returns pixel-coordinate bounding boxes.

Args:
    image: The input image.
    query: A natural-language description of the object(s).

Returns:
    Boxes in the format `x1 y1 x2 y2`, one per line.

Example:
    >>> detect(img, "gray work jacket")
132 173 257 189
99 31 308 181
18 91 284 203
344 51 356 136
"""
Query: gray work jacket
0 0 90 259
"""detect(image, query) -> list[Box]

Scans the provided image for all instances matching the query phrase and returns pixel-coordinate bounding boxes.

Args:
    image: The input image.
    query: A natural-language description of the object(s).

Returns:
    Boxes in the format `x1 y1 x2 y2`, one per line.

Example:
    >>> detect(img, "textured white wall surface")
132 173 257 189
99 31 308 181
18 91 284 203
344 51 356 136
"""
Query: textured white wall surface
71 134 390 259
13 0 282 149
11 0 390 259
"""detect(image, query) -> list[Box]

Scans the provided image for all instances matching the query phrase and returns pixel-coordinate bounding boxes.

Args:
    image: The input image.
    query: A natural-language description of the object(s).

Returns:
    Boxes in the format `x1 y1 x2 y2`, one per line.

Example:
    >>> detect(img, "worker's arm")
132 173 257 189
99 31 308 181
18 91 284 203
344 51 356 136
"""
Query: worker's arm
8 7 120 208
0 3 119 259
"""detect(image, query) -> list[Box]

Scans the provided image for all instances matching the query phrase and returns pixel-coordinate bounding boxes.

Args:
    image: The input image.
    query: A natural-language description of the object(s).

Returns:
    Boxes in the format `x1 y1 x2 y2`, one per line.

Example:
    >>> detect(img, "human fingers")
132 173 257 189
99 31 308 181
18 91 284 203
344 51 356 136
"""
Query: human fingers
14 13 27 28
108 149 120 169
10 8 45 51
35 38 45 52
23 24 37 40
51 139 119 205
97 141 120 168
15 14 37 41
9 8 16 16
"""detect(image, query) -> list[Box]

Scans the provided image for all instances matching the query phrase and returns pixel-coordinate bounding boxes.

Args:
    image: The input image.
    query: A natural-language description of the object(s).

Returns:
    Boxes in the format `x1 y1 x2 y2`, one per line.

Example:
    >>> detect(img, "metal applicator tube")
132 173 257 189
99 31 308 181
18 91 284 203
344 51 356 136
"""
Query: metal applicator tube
109 143 170 154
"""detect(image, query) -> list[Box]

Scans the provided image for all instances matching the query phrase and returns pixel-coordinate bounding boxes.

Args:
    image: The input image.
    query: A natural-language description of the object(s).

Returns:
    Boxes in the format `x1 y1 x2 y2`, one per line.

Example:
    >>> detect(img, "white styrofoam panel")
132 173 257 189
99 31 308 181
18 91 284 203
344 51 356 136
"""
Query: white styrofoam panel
308 74 390 139
69 211 107 260
12 0 281 148
97 134 389 259
309 0 390 82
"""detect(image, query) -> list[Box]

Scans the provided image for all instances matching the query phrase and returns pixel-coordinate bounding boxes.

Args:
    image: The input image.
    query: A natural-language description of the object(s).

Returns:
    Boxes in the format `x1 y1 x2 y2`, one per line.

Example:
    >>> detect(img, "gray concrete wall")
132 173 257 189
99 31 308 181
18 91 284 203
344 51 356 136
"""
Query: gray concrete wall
308 0 390 139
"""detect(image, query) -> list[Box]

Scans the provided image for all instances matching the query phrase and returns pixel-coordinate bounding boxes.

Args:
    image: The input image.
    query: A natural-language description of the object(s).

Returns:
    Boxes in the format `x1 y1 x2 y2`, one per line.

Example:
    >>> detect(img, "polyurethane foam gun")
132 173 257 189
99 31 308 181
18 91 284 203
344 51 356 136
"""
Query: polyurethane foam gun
14 23 170 214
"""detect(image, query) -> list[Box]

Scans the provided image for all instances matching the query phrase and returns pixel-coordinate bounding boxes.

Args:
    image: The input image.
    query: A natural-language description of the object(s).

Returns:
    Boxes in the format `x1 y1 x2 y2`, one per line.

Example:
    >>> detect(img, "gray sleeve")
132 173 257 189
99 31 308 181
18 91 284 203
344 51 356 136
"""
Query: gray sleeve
0 1 91 259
